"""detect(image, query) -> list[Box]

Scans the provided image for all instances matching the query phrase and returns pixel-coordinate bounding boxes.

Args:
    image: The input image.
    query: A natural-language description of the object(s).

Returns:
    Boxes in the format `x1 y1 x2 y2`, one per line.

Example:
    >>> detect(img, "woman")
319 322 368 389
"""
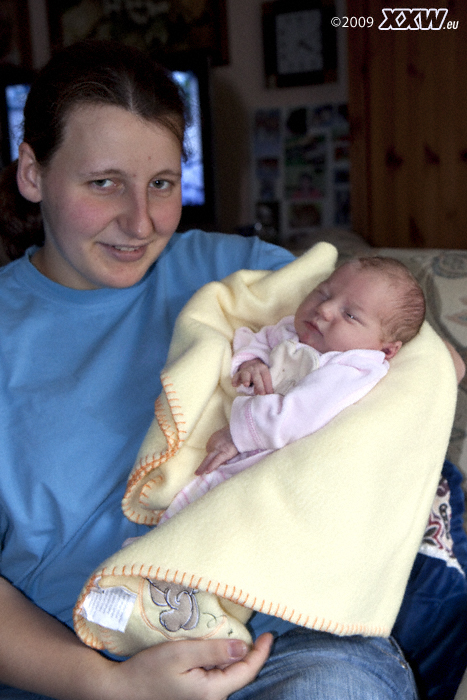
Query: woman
0 39 426 699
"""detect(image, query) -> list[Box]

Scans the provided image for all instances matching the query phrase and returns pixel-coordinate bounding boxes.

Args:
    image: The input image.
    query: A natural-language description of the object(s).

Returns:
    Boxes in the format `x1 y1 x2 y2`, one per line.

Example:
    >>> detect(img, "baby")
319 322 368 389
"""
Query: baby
158 256 426 523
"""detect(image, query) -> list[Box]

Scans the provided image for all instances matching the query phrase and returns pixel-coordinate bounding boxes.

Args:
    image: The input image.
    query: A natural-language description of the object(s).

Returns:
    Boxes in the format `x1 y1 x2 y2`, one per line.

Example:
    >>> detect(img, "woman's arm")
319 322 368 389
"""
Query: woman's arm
0 577 272 700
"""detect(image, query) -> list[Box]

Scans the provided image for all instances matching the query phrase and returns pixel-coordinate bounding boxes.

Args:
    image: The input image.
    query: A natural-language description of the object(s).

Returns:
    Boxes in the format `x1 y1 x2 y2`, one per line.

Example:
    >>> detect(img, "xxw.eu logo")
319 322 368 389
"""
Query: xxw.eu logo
379 8 453 30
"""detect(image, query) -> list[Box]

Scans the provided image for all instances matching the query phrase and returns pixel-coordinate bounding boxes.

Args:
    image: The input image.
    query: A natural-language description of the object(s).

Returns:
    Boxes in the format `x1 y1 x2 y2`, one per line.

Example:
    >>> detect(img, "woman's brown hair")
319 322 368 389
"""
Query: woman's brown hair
0 40 187 261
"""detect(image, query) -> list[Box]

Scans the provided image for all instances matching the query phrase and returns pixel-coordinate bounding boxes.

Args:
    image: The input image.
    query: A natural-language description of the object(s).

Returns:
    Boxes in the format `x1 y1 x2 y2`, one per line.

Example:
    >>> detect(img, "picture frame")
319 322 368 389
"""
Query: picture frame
47 0 229 66
0 0 32 68
262 0 337 88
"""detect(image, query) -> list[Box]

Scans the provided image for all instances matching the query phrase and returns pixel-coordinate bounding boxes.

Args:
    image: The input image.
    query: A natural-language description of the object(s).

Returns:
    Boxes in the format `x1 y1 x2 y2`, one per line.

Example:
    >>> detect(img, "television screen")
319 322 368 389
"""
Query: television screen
168 55 216 230
4 83 30 162
172 69 205 208
0 58 215 229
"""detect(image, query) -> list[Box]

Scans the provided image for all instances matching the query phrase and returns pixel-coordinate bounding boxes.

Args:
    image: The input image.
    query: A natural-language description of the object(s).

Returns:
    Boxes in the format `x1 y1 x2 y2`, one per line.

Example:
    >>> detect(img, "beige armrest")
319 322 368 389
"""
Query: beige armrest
455 671 467 700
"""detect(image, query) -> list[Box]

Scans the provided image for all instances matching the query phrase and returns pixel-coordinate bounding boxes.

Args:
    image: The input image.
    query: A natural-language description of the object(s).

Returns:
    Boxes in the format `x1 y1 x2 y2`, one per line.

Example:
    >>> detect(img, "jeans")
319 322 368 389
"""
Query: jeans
0 629 419 700
230 628 419 700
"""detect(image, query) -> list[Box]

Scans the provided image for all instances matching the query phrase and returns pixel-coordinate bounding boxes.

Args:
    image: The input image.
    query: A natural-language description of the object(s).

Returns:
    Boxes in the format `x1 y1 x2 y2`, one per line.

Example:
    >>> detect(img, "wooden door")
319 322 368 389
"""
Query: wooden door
348 1 467 248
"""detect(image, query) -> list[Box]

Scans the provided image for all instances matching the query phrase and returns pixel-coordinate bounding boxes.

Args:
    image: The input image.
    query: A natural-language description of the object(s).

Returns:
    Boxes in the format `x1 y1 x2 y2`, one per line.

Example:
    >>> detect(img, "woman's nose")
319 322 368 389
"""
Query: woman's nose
119 191 154 239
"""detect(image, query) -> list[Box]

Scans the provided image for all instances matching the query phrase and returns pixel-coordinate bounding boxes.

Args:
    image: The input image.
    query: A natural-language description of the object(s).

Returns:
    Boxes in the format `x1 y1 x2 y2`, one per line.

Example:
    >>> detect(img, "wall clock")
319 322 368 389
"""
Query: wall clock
262 0 337 88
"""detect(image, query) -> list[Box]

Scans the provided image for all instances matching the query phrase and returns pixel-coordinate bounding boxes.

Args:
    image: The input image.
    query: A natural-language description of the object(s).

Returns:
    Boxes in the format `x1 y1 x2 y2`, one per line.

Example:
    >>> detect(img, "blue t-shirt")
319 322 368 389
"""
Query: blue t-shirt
0 229 294 631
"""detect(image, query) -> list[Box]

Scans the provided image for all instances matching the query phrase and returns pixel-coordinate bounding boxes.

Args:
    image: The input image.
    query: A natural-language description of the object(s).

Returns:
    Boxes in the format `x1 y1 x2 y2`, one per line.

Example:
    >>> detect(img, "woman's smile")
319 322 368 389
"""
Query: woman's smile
99 242 151 261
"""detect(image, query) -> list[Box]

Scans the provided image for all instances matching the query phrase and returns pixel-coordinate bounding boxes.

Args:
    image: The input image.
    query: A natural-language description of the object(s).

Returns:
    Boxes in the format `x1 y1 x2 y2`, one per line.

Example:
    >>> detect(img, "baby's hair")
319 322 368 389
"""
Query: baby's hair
341 256 426 344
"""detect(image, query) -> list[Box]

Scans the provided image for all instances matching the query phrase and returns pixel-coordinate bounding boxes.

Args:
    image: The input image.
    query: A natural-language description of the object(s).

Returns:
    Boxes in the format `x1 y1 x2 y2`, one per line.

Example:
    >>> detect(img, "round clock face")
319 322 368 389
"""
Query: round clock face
276 9 323 76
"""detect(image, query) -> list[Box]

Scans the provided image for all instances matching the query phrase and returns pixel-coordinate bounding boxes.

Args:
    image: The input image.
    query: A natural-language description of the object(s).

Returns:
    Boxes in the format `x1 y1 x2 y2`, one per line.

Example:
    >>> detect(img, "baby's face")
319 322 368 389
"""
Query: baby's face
294 264 397 356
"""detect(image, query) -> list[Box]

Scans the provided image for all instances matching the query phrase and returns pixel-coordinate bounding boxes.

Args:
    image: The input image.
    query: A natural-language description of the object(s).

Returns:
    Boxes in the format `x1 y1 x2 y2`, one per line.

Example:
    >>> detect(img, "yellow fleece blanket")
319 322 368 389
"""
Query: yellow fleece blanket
74 243 458 657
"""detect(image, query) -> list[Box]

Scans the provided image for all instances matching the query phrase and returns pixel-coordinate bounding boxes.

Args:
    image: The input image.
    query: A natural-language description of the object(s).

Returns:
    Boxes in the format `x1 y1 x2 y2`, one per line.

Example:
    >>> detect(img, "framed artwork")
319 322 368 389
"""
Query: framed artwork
0 0 32 67
252 103 350 242
47 0 229 65
262 0 337 88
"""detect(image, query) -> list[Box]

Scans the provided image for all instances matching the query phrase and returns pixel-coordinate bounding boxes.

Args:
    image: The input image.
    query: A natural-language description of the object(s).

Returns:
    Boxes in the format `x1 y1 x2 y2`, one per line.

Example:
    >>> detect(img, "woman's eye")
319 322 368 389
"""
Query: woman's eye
151 179 170 190
345 311 356 320
91 179 113 189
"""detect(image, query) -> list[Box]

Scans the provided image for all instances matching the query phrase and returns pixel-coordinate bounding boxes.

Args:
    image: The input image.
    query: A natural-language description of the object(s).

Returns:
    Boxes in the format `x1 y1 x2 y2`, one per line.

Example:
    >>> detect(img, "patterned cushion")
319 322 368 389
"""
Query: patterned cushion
376 249 467 484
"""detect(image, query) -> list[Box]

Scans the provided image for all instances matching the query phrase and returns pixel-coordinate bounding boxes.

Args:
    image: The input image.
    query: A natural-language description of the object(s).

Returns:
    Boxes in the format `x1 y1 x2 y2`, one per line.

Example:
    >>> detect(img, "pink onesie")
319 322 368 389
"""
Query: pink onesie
158 316 389 523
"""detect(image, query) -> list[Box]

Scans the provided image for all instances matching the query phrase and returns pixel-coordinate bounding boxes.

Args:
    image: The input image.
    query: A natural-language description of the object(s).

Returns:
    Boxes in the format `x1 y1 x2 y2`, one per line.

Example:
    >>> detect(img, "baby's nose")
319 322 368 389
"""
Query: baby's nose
317 300 333 320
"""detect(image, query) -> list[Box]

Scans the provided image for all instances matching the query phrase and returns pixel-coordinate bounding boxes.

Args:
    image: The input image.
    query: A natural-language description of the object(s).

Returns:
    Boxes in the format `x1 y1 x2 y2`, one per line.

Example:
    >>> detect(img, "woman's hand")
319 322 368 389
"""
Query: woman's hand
196 426 239 475
100 634 273 700
232 359 273 395
0 577 272 700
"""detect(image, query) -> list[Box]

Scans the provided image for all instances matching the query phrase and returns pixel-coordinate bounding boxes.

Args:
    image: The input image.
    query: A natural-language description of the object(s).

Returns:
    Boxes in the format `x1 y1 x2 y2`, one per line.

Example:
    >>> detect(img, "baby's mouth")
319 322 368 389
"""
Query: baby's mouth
306 319 322 334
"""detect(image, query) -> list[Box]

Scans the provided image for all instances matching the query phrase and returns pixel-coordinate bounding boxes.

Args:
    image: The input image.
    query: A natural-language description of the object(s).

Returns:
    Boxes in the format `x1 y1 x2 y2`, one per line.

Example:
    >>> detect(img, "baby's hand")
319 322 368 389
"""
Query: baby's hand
195 426 239 475
232 359 273 395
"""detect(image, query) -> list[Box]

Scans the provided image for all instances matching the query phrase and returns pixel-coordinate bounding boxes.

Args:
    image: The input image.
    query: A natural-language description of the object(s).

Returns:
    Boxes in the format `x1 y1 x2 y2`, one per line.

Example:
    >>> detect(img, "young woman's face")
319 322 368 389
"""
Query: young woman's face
19 103 183 290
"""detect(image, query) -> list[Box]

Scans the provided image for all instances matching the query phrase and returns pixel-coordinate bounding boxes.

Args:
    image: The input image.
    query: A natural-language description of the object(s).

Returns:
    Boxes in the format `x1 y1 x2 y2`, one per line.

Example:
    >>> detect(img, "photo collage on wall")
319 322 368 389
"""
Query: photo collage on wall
252 103 350 246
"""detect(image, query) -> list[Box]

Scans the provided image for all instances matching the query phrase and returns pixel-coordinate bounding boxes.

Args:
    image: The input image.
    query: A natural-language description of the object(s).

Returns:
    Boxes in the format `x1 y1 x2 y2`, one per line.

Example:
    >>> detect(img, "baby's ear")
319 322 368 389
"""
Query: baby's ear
382 340 403 360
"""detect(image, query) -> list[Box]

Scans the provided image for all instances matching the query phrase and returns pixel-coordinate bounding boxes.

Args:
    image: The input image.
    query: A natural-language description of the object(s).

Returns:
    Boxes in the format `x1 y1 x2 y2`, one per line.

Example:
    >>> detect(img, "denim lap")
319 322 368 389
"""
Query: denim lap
0 630 419 700
230 628 419 700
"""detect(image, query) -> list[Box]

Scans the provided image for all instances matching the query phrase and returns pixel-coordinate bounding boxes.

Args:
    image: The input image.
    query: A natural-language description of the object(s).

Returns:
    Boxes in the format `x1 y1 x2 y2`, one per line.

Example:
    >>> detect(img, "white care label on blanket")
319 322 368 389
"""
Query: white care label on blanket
81 583 137 632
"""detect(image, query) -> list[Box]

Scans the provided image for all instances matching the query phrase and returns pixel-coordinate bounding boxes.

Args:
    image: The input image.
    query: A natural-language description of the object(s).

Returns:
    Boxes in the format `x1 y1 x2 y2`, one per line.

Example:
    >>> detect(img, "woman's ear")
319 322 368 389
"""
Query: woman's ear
17 142 43 203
